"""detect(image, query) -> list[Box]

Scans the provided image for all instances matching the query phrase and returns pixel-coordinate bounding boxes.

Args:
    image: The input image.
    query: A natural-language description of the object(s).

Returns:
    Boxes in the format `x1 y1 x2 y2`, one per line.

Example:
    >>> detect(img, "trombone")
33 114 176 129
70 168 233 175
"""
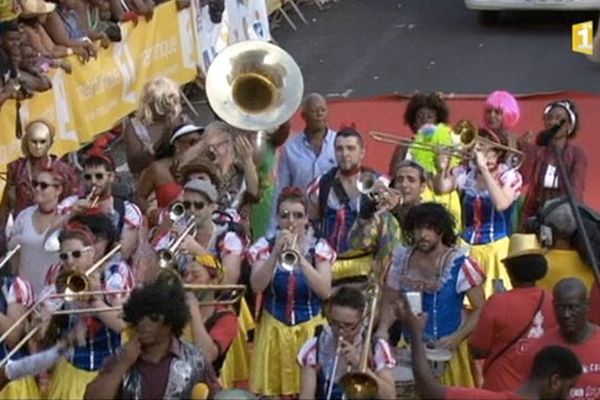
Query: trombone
63 244 123 297
370 119 525 169
183 283 247 306
0 244 21 271
339 283 380 399
0 289 127 367
0 244 124 348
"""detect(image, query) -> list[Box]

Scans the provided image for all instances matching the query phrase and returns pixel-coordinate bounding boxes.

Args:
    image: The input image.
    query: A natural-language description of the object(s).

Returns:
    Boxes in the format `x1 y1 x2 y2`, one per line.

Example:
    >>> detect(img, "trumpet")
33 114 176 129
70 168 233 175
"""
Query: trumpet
279 232 299 272
339 283 380 399
63 244 123 298
0 244 21 271
157 202 197 270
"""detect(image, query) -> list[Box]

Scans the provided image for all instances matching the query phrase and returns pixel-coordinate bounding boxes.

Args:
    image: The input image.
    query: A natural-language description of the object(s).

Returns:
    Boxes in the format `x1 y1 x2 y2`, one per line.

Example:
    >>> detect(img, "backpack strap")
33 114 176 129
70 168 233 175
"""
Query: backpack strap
317 168 339 236
114 198 126 235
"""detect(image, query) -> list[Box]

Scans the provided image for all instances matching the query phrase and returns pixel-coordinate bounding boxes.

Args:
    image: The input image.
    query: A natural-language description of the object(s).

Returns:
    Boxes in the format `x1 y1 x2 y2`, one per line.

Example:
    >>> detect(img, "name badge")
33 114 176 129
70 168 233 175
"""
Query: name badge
543 164 559 189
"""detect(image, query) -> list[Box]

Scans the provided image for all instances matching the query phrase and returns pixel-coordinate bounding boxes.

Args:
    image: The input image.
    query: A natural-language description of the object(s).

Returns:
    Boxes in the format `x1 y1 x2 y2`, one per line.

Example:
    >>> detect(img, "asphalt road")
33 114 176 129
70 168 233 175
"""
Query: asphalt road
273 0 600 97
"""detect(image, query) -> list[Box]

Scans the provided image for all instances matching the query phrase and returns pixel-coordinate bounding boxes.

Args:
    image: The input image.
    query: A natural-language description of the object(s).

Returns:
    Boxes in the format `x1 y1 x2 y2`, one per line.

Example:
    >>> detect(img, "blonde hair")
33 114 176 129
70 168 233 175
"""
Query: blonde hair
137 77 182 125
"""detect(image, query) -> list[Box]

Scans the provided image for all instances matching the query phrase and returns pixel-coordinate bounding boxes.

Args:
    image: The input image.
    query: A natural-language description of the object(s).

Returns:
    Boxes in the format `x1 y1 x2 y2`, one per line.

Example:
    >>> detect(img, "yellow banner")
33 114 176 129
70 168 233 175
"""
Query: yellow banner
0 0 197 169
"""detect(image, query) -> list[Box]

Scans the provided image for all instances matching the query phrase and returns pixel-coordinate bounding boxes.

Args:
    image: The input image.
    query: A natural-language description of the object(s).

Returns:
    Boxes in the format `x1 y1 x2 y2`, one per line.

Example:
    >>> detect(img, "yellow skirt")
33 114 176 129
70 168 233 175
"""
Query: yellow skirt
440 340 476 388
220 299 255 389
249 311 325 396
0 376 41 400
463 237 511 298
47 359 98 400
422 187 463 232
331 254 373 282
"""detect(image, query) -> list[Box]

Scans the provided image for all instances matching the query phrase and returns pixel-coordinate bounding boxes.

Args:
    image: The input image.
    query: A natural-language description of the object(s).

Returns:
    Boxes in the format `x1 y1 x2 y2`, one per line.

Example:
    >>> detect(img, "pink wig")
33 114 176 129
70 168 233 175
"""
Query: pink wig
485 91 520 128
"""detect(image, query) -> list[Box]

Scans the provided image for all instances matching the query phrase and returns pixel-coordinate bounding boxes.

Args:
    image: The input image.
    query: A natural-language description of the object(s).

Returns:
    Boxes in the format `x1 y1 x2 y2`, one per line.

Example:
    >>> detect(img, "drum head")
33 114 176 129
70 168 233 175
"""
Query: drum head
425 346 453 362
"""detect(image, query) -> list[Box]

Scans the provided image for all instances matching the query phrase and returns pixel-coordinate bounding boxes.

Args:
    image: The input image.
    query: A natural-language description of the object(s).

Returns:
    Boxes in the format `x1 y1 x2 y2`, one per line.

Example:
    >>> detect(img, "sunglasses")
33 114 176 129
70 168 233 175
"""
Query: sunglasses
59 246 92 261
279 210 305 220
32 180 58 190
183 201 206 211
83 173 105 181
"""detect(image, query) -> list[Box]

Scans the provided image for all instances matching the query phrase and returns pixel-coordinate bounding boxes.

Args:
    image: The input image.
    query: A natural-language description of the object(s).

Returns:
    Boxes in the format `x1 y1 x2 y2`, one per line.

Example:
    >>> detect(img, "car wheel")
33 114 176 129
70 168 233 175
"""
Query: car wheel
478 10 500 25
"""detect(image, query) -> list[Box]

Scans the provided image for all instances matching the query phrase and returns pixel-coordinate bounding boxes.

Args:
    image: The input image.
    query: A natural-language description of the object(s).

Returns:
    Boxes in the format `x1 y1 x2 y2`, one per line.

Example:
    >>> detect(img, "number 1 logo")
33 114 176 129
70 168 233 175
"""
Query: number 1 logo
572 21 593 55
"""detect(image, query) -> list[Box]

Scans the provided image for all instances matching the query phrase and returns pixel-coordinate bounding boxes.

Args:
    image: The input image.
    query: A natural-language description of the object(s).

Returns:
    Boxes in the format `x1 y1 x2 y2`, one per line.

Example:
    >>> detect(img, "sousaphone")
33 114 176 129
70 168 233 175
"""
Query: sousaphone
205 40 304 131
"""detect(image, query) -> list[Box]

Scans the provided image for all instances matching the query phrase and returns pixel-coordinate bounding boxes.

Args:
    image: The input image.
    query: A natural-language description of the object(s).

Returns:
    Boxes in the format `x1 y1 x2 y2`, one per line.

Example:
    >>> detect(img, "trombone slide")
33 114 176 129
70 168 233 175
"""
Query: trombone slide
0 244 21 271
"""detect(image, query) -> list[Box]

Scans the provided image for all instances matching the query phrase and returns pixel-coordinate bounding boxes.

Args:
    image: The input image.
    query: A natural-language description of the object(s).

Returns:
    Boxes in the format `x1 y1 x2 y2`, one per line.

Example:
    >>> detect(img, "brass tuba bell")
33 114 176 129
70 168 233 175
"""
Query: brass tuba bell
205 41 304 131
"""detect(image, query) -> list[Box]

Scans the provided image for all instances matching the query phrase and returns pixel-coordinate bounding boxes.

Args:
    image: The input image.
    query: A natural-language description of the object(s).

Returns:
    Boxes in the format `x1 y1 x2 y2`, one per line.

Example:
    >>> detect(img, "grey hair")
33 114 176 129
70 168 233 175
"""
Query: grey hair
301 93 326 111
203 120 236 139
542 200 577 238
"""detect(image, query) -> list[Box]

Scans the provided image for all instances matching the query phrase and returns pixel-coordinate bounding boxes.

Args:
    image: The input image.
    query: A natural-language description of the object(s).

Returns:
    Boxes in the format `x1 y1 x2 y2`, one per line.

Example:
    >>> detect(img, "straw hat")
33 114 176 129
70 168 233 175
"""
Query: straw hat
501 234 546 262
20 0 56 17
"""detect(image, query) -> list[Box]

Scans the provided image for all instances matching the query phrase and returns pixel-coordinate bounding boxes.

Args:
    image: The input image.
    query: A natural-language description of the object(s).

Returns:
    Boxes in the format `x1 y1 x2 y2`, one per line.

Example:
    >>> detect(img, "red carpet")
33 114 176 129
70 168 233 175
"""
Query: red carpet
290 91 600 210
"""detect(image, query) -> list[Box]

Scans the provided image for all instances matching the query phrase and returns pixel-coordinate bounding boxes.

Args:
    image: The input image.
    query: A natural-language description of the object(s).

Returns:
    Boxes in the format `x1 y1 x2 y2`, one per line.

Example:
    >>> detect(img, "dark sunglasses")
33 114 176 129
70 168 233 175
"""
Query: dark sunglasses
279 210 305 220
32 180 58 190
83 173 105 181
183 201 206 211
59 246 91 261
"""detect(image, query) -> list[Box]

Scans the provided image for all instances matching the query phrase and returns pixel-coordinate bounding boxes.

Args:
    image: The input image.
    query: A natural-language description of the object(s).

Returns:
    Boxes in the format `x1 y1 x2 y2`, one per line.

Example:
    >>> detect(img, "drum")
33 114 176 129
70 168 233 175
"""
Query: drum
394 348 418 400
425 346 453 378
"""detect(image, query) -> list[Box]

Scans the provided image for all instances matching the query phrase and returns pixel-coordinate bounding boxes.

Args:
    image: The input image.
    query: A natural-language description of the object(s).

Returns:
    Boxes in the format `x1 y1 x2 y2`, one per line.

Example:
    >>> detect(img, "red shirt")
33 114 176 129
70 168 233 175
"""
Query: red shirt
469 287 557 391
524 327 600 400
589 285 600 326
206 306 238 359
445 387 523 399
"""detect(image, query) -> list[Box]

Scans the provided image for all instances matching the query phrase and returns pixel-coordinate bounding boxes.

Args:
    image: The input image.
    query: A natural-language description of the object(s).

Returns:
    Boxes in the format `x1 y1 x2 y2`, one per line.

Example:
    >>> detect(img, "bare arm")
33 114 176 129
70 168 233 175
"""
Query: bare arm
133 164 156 214
374 368 397 400
186 293 219 363
0 303 27 349
249 250 278 294
123 119 152 176
84 339 140 400
298 255 331 300
432 153 456 195
89 297 127 333
221 253 242 285
298 366 317 400
475 150 517 212
120 226 138 261
43 12 92 51
375 287 401 340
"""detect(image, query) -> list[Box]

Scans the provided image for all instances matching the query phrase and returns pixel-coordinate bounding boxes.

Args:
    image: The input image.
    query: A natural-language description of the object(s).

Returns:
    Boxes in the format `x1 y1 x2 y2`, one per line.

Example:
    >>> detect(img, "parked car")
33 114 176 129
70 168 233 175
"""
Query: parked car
465 0 600 24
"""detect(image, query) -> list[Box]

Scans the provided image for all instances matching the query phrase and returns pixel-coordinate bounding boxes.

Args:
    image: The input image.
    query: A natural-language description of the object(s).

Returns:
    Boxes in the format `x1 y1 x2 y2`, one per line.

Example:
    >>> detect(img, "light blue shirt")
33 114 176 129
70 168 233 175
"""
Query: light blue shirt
269 129 337 233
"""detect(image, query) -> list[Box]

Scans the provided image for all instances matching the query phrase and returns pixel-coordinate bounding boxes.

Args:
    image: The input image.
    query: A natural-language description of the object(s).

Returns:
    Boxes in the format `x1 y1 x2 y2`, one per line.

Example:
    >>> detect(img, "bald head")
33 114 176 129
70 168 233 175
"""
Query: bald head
554 278 588 301
301 93 326 111
553 278 590 342
301 93 328 134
